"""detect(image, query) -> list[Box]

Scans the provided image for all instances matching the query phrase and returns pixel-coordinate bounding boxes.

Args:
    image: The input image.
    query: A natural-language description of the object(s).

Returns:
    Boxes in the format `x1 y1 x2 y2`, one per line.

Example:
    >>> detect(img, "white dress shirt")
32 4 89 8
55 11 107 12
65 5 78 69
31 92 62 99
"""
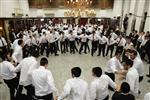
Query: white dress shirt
99 36 107 44
0 61 16 80
0 37 7 47
67 34 77 41
144 92 150 100
59 34 67 42
116 37 126 46
32 66 57 96
39 35 48 44
12 39 19 50
90 75 116 100
88 34 99 41
79 34 88 42
15 56 38 86
107 38 116 46
47 33 59 43
105 56 123 73
111 32 118 40
12 45 23 63
133 57 144 76
58 78 90 100
126 67 139 97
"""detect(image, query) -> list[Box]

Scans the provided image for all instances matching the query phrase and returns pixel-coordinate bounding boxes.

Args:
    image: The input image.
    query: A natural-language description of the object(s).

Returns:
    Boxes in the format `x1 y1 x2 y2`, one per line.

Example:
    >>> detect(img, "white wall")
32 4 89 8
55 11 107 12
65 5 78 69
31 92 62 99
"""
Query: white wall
0 0 20 17
144 4 150 32
0 0 122 18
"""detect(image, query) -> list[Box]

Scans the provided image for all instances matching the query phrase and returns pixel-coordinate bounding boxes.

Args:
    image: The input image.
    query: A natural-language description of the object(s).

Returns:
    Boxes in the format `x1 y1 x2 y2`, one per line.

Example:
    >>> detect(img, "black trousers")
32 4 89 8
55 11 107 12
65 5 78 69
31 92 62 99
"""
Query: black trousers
105 72 115 91
16 85 35 100
70 41 77 54
40 43 48 55
106 45 114 58
139 76 144 82
91 41 98 56
60 41 66 53
0 46 7 60
36 93 53 100
4 77 19 100
79 42 87 54
146 50 150 63
103 95 109 100
47 42 58 56
116 46 123 54
98 44 106 56
24 85 35 100
65 39 69 52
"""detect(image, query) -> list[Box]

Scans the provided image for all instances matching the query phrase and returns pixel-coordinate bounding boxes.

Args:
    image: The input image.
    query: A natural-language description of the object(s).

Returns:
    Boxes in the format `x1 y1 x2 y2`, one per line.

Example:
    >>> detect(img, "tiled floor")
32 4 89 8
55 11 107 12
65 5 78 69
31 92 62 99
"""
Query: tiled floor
0 52 150 100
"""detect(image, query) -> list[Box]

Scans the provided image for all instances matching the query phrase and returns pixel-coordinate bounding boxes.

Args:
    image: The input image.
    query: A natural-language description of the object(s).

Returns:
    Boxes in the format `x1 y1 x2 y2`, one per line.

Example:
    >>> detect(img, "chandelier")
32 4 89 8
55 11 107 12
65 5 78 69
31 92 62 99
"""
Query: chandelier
64 0 96 17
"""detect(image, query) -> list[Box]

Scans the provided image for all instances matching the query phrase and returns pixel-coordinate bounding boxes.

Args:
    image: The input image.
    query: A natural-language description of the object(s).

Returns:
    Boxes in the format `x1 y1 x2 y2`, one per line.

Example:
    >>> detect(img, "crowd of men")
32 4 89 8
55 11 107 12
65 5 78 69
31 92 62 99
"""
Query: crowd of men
0 20 150 100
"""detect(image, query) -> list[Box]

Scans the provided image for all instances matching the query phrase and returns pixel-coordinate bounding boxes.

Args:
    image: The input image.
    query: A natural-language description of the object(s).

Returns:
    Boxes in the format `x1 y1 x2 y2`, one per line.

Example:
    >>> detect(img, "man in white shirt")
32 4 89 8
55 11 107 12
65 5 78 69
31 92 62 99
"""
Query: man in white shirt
59 31 67 54
12 34 23 50
32 57 57 100
58 67 90 100
67 30 78 54
12 40 24 64
106 35 116 58
46 30 59 57
15 55 38 100
0 33 7 60
90 67 116 100
130 50 144 82
78 32 88 54
124 59 139 97
144 92 150 100
98 33 107 57
0 51 19 100
88 31 99 56
40 32 48 56
116 35 126 54
105 51 123 91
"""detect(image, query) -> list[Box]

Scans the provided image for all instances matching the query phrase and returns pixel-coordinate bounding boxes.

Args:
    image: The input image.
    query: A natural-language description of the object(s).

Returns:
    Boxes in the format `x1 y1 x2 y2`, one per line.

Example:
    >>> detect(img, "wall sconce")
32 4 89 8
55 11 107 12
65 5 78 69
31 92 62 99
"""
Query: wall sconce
0 27 3 30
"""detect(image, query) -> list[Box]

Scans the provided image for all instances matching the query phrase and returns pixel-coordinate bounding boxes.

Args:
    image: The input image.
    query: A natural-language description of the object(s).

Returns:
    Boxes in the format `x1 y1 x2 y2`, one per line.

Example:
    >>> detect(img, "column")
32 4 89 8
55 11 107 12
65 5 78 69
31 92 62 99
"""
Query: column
134 0 147 32
113 0 123 17
144 1 150 32
126 0 137 35
19 0 30 17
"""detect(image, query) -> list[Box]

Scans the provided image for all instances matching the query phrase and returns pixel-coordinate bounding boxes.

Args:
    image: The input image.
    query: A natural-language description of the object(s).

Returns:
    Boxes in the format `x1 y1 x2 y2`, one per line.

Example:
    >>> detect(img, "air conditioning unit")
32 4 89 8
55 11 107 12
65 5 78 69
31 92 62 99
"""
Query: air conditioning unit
45 13 55 17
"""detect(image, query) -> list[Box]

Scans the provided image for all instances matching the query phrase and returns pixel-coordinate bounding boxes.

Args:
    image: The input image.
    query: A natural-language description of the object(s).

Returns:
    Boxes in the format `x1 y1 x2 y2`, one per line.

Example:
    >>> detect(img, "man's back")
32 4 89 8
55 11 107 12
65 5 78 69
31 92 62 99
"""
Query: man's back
15 56 38 86
58 78 89 100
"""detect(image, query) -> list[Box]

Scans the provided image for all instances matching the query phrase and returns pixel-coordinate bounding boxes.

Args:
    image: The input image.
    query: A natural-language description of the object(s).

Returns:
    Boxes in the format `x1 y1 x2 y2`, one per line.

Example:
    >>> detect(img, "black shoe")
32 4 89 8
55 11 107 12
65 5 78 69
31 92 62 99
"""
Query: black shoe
55 54 59 56
146 74 150 78
148 80 150 83
138 90 141 94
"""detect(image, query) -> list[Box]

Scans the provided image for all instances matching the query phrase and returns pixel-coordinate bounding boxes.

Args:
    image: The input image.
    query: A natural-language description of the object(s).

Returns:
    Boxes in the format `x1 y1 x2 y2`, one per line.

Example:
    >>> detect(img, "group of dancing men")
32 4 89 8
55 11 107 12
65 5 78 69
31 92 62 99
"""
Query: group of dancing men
0 20 150 100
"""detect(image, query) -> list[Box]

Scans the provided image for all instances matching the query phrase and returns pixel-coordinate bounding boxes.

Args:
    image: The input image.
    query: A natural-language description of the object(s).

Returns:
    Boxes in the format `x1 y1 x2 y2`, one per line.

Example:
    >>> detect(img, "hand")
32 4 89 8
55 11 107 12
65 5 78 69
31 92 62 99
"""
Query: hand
54 96 58 100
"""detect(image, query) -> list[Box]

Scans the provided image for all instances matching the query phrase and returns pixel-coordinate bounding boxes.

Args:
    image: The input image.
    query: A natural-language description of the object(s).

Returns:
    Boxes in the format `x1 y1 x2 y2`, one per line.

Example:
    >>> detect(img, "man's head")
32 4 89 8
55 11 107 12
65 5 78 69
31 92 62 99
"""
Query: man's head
130 50 137 60
18 40 24 47
92 67 102 77
115 51 121 59
124 58 133 70
120 82 130 94
71 67 81 78
40 57 48 68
